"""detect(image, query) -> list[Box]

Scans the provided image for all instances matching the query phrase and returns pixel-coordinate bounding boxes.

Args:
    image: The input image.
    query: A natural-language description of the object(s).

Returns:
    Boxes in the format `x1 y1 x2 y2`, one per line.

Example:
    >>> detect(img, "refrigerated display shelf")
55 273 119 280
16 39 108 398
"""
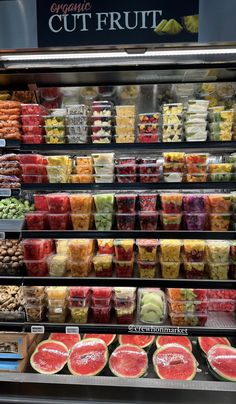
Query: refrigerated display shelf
21 182 236 191
20 141 236 152
0 313 234 336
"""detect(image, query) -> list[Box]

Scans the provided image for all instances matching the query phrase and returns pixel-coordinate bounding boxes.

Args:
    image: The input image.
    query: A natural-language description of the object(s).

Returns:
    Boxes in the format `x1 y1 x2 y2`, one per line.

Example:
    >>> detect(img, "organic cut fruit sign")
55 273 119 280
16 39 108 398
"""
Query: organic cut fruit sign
37 0 199 47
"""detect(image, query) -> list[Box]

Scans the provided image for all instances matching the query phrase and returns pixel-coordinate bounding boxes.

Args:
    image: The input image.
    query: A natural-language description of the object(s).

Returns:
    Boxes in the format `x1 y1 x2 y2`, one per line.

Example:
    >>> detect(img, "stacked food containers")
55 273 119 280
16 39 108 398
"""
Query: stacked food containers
91 287 113 323
163 152 185 183
44 109 66 144
94 193 114 231
139 157 161 184
183 240 206 279
23 286 46 322
23 239 54 276
72 156 93 183
66 104 88 143
206 240 230 280
160 192 182 231
208 108 234 141
115 105 136 143
69 193 93 230
185 153 208 183
159 239 181 279
46 156 72 184
116 156 137 183
208 194 231 231
113 239 134 278
138 288 167 324
92 153 114 183
116 193 136 230
46 286 68 323
162 103 183 142
68 287 90 323
138 112 160 143
137 239 158 278
19 154 47 184
67 239 94 277
47 253 67 277
21 103 47 144
46 193 70 230
185 100 209 141
139 192 158 231
90 101 112 143
207 289 236 312
182 194 208 231
114 287 136 324
167 288 208 326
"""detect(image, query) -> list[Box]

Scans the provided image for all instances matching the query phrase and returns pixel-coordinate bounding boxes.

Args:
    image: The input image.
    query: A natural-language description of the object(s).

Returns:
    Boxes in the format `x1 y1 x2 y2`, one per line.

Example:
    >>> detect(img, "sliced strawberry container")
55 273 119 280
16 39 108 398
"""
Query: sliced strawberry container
21 115 44 126
21 103 48 115
25 211 47 230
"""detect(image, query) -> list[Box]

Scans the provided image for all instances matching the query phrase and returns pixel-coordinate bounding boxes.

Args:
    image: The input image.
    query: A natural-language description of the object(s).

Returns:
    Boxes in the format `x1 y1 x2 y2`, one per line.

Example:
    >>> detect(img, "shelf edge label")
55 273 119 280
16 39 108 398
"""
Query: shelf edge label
66 326 80 334
0 232 5 240
0 140 6 147
128 325 188 336
31 326 45 334
0 189 11 197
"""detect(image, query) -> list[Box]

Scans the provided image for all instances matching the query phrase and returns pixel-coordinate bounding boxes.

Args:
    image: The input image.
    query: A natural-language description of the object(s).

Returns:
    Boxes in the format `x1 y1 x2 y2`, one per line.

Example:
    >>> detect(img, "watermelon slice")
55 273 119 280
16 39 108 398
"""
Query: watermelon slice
83 334 116 347
207 344 236 382
109 344 148 378
30 340 68 374
153 343 197 380
156 336 192 352
49 333 81 350
119 335 155 349
68 338 108 376
198 337 231 356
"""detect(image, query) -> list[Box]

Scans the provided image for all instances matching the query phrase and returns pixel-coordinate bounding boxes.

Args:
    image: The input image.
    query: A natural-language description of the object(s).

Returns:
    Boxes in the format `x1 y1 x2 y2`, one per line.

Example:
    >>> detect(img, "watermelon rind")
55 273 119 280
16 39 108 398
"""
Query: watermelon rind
30 340 69 375
49 333 81 350
118 334 155 349
83 334 116 347
207 344 236 382
156 336 192 352
153 343 197 380
68 338 108 376
109 344 148 378
198 337 231 357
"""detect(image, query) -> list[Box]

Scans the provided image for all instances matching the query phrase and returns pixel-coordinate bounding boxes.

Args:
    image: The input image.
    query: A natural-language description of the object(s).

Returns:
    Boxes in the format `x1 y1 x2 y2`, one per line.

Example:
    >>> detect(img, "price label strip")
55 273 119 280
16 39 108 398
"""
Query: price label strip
0 189 11 197
0 140 6 147
0 232 5 240
31 326 45 334
66 326 80 334
128 325 188 336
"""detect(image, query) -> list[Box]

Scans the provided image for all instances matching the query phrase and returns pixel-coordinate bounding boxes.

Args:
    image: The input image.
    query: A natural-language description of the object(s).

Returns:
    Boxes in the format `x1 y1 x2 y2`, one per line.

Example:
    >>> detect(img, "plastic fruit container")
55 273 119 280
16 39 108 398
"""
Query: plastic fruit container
139 174 161 183
116 213 136 230
47 213 70 230
115 194 136 213
136 239 158 262
160 193 183 213
70 174 93 184
68 239 94 261
182 194 208 213
139 163 160 175
207 262 229 280
113 287 136 300
186 173 207 182
167 288 207 301
22 174 48 184
138 123 158 134
24 257 48 277
22 135 44 144
69 287 90 299
25 305 45 322
93 254 113 277
69 306 89 323
94 193 114 213
71 213 91 230
21 164 47 176
139 112 160 123
139 211 158 230
114 304 135 324
138 261 156 278
25 212 47 230
161 212 182 230
117 174 137 183
186 164 207 174
209 213 231 231
160 262 180 279
47 254 67 277
183 261 205 279
207 299 236 312
69 194 93 214
138 133 159 143
22 115 44 126
97 239 114 255
185 153 208 164
46 193 70 213
67 257 92 277
168 297 208 313
159 239 181 262
208 194 231 213
206 240 230 263
183 240 206 262
169 312 208 326
21 103 47 115
184 213 207 231
163 152 185 163
163 172 184 183
114 259 134 278
116 164 136 175
92 306 111 323
92 286 112 302
114 239 134 261
94 174 114 183
230 241 236 261
138 289 167 324
47 310 67 323
19 154 44 165
94 213 113 231
34 194 48 211
139 193 157 211
23 239 47 260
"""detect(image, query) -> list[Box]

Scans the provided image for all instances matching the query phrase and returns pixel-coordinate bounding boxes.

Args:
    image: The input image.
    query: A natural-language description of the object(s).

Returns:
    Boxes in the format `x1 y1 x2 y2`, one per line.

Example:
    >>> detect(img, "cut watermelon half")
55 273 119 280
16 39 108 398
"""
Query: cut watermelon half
109 344 148 378
156 336 192 352
198 337 231 356
83 334 116 347
153 343 197 380
68 338 108 376
30 340 68 374
49 333 81 350
207 344 236 382
118 335 155 349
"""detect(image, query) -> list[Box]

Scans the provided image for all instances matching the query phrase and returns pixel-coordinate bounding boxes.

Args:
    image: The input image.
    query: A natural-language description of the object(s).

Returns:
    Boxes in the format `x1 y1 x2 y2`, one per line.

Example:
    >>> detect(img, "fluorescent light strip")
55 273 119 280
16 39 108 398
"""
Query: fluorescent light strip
1 48 236 62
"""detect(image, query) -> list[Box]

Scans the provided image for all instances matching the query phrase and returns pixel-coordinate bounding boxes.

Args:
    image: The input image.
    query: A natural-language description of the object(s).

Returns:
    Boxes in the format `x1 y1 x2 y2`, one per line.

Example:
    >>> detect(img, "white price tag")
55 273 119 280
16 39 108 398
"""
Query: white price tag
0 232 5 240
31 326 45 334
0 189 11 197
66 326 79 334
0 140 6 147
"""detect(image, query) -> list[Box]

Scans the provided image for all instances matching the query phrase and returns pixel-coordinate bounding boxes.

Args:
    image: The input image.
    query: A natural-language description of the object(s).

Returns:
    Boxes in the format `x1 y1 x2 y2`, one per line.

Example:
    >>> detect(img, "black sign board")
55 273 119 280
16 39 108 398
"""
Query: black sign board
37 0 199 47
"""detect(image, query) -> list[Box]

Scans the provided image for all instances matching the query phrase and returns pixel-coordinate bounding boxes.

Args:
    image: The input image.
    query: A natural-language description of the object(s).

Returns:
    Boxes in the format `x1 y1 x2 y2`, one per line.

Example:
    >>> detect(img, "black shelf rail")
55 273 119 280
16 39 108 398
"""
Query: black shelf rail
0 322 234 337
20 141 236 152
21 230 236 240
22 182 236 191
0 140 21 149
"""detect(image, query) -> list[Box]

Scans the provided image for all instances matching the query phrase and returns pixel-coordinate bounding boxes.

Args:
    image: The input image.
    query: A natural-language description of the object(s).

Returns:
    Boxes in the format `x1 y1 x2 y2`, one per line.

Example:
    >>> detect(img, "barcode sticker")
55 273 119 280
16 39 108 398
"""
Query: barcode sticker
31 326 45 334
66 326 79 334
